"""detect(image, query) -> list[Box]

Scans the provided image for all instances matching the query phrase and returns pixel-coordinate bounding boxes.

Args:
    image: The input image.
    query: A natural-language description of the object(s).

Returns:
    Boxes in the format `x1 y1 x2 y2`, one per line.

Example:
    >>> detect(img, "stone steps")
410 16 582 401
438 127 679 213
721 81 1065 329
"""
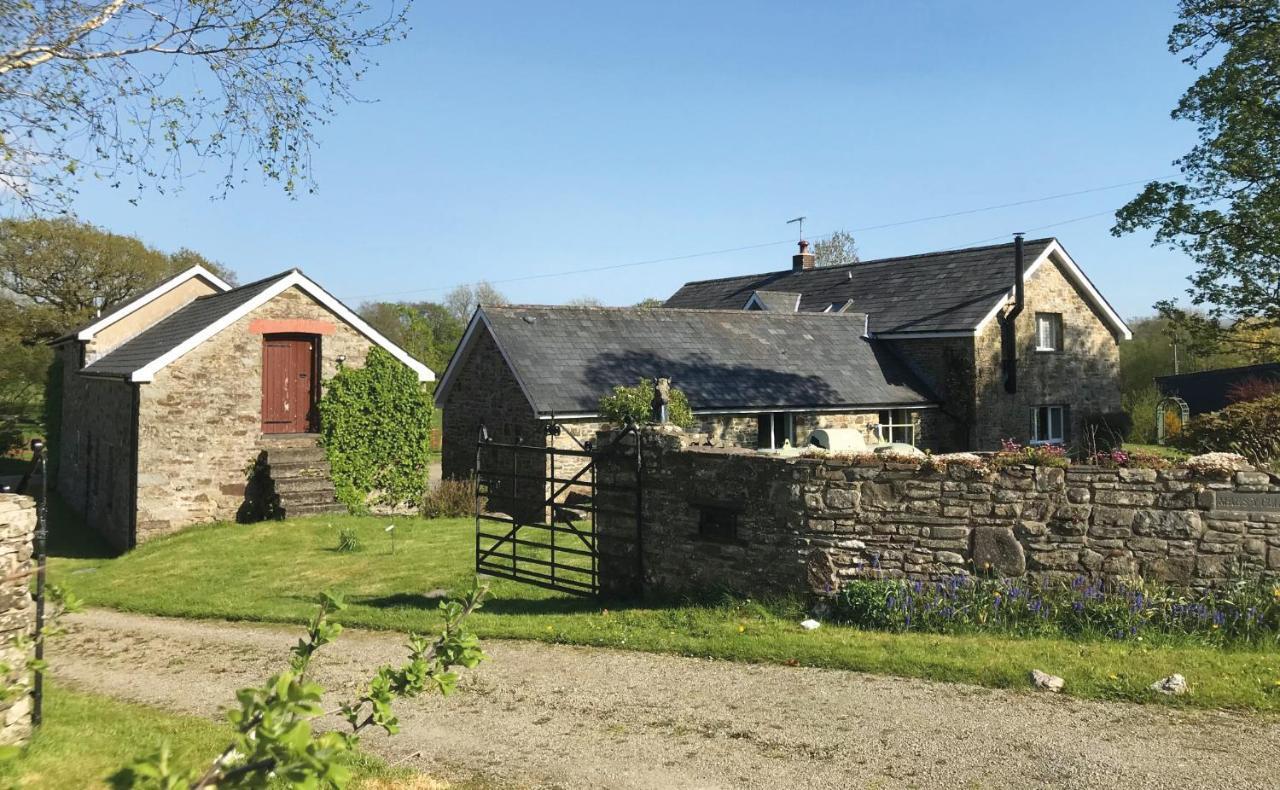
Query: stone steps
259 437 345 517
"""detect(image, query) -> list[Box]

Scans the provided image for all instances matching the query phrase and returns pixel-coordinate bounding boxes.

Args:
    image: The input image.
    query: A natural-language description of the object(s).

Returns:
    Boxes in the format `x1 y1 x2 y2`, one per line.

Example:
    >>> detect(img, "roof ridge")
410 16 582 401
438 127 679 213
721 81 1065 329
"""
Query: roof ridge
485 304 868 317
191 268 295 300
674 236 1057 287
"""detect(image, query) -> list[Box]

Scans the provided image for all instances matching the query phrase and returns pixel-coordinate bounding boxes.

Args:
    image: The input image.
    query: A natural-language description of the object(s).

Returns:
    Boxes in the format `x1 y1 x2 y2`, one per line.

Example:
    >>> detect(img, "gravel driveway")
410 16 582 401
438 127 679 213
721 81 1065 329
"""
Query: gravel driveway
54 609 1280 789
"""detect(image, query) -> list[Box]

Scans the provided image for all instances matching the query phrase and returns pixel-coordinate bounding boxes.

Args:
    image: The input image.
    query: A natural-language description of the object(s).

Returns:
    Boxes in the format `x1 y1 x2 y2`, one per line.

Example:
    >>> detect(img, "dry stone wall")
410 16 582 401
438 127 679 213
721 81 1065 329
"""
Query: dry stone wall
0 496 36 746
597 430 1280 598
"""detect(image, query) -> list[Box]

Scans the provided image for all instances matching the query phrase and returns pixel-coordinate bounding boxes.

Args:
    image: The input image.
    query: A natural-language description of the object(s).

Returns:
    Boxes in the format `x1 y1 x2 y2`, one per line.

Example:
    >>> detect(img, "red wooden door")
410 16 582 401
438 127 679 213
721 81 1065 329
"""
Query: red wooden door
261 334 318 433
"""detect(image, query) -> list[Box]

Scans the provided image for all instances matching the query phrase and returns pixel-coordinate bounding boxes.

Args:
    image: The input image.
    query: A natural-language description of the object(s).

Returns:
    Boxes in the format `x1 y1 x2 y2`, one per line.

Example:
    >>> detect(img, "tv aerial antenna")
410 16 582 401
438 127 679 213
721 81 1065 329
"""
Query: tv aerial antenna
786 216 806 242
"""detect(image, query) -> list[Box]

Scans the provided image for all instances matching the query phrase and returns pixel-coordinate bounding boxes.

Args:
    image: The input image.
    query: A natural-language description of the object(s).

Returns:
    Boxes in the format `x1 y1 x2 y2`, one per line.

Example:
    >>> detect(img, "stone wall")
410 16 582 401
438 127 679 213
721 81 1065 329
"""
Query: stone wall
597 430 1280 598
0 496 36 746
134 286 374 542
54 343 138 549
971 257 1123 450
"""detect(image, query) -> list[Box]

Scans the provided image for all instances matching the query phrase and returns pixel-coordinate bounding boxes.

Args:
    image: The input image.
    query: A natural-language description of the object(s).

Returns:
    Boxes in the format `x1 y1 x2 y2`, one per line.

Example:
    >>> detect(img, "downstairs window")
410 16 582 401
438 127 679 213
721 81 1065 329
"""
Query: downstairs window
1031 405 1066 445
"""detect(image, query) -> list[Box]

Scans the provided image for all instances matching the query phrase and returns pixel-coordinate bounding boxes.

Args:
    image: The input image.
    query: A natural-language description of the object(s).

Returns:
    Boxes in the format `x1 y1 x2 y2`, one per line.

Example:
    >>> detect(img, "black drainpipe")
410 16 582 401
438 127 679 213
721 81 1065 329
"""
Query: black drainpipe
999 233 1026 394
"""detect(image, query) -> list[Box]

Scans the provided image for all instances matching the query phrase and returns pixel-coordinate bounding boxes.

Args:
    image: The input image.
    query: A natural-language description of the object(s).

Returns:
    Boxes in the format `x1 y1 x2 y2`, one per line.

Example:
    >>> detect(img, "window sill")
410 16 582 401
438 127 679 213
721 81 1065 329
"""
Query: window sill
1028 439 1064 446
1033 347 1063 354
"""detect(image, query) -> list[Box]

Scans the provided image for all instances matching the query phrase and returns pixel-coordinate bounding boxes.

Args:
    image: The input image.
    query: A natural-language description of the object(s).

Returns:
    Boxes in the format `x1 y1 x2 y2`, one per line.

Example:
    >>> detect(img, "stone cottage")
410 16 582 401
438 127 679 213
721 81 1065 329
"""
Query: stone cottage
435 236 1130 481
665 236 1132 450
50 265 433 549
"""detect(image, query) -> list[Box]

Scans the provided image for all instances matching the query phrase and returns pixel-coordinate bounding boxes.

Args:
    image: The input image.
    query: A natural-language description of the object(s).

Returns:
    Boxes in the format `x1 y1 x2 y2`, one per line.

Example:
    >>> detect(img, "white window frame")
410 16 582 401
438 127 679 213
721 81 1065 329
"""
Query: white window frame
757 412 796 451
1031 405 1065 445
1035 312 1063 352
875 409 917 446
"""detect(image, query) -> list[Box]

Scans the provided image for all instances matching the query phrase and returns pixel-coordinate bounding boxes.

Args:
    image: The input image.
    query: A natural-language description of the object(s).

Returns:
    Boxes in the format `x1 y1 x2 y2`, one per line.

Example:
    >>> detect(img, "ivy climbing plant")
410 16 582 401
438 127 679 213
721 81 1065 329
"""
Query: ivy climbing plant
318 348 434 512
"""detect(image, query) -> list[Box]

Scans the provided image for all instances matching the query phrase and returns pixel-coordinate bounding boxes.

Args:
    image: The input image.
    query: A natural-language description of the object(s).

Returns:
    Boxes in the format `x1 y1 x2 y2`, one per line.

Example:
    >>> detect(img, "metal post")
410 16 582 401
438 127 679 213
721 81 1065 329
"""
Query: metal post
630 419 644 596
31 438 47 727
548 423 556 589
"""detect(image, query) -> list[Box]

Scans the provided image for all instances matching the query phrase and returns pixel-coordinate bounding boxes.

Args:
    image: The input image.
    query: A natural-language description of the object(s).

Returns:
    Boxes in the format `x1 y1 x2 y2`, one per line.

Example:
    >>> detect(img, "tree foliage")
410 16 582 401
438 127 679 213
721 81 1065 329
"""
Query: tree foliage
0 217 235 340
1113 1 1280 357
0 0 411 211
813 230 860 268
357 300 463 374
598 378 695 429
0 217 233 452
443 281 507 323
115 587 486 789
317 347 434 511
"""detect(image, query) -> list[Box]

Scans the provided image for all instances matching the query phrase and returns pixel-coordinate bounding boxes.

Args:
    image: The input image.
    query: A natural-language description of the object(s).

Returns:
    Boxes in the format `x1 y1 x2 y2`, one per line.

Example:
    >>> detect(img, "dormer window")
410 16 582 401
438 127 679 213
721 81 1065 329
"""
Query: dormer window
1035 313 1063 352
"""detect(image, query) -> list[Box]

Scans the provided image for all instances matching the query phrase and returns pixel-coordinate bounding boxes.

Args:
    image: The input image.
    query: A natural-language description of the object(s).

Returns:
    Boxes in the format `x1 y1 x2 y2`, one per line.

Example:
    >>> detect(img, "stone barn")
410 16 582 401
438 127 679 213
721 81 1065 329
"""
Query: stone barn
433 304 941 485
50 265 433 549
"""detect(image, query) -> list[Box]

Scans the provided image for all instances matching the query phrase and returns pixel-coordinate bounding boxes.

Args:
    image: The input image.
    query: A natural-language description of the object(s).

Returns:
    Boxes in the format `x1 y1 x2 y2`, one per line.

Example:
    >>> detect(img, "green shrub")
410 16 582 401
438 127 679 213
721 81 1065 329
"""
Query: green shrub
1171 393 1280 467
598 378 694 429
335 527 363 553
1123 384 1161 445
318 348 434 512
422 477 478 519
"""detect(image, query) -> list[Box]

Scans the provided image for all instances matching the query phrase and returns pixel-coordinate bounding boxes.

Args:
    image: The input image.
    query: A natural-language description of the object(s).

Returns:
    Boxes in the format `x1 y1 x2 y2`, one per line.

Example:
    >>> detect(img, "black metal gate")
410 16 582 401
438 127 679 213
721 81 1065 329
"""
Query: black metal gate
474 421 640 596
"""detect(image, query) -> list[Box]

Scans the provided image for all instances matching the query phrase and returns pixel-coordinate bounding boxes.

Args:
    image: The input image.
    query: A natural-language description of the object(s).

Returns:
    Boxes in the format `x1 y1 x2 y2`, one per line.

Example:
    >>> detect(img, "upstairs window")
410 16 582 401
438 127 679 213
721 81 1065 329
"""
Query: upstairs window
1035 313 1063 352
1031 405 1065 445
756 412 795 450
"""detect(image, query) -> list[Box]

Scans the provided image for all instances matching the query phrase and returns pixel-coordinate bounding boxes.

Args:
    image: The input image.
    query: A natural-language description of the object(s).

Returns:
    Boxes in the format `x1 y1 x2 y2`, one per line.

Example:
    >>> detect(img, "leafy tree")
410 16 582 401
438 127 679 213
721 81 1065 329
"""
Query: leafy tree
358 301 463 374
633 297 664 308
598 378 694 429
0 217 233 452
0 217 236 341
0 0 410 212
813 230 860 268
115 587 486 788
444 281 507 323
1113 1 1280 358
318 347 434 511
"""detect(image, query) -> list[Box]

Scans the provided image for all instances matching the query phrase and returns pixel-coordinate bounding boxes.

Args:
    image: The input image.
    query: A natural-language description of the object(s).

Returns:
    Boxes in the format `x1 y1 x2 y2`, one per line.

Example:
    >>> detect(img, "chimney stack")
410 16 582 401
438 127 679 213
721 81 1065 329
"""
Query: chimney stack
792 240 815 272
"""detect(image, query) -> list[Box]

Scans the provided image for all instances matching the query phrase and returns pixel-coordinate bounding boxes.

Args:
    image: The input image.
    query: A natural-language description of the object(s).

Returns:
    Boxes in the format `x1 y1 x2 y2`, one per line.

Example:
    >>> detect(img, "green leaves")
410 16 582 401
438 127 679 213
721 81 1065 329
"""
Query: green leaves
598 378 695 429
317 347 435 512
119 585 488 788
1114 2 1280 356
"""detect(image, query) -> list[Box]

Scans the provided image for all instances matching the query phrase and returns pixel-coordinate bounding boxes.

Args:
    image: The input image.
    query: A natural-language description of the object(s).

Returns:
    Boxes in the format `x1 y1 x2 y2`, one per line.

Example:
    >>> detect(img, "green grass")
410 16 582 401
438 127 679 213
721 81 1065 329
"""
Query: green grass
0 685 407 789
1124 443 1188 460
48 510 1280 712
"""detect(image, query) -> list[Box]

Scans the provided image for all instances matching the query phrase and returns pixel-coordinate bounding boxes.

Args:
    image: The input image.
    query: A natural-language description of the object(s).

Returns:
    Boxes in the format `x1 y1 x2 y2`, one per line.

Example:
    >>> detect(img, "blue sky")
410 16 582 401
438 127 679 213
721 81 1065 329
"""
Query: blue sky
69 1 1197 319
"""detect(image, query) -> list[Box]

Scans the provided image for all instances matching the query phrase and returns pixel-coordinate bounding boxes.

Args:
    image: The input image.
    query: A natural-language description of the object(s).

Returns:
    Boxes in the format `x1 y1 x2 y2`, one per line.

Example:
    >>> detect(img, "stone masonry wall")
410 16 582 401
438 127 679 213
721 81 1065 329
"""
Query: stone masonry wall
54 343 137 549
598 430 1280 598
972 257 1123 450
0 496 36 746
135 286 374 542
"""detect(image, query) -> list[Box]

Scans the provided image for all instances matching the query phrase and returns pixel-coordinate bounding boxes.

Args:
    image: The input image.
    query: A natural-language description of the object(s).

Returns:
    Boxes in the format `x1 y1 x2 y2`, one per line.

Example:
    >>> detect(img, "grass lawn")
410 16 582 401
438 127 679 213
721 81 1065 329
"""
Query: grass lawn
49 511 1280 713
1124 443 1188 460
0 684 408 788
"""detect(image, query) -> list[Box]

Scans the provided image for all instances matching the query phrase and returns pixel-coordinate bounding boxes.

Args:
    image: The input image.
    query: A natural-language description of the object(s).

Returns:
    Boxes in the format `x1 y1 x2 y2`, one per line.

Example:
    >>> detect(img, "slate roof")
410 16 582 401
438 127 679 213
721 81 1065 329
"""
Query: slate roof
664 238 1059 334
746 290 801 311
1155 363 1280 415
465 305 937 416
82 271 293 377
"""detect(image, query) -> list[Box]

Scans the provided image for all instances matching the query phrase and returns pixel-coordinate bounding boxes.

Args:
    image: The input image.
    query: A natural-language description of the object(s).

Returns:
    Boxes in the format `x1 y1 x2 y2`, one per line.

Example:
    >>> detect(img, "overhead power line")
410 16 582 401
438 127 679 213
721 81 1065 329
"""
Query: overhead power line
342 175 1166 302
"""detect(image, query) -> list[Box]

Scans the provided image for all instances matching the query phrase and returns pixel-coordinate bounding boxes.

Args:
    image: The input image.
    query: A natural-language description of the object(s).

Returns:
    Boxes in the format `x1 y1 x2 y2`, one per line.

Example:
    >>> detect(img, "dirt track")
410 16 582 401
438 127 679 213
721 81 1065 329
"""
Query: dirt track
55 609 1280 789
